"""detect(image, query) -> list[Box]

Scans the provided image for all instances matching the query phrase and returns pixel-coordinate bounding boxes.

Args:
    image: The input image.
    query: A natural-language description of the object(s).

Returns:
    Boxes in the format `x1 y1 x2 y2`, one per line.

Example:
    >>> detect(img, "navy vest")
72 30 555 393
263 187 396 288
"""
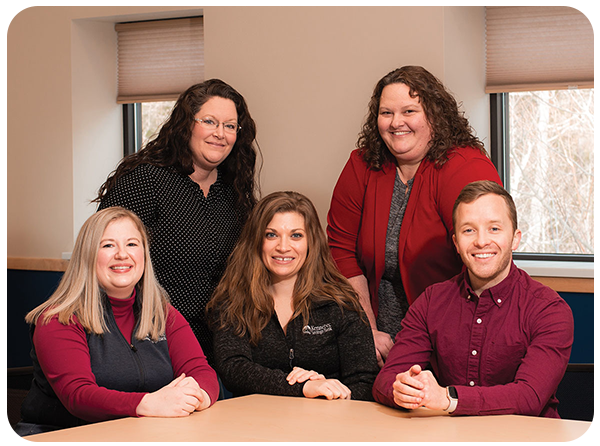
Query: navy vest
20 294 173 428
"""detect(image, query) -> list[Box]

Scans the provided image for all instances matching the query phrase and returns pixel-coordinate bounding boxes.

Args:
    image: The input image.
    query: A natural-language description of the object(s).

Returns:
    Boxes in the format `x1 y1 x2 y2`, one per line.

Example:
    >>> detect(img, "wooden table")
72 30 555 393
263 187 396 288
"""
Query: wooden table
27 394 592 442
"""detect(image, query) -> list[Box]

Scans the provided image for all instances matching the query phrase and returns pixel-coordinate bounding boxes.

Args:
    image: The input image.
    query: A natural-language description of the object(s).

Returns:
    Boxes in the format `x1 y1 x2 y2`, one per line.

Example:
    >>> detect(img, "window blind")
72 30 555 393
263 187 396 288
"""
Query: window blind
485 7 593 93
116 17 204 103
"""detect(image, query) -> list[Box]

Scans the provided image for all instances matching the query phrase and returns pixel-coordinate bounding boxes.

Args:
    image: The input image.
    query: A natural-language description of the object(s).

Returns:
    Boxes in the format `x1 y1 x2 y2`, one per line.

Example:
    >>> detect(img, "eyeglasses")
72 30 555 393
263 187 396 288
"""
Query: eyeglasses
194 117 241 134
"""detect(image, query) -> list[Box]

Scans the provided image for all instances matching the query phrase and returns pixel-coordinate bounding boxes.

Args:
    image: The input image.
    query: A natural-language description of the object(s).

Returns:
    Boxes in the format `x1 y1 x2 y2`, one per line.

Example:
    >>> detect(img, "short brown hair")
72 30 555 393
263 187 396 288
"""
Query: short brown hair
452 180 518 232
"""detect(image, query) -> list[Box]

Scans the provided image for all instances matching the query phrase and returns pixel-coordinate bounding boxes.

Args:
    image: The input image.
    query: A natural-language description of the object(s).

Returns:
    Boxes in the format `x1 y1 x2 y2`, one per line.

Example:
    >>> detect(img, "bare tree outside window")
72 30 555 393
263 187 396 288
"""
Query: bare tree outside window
508 89 594 255
141 101 176 148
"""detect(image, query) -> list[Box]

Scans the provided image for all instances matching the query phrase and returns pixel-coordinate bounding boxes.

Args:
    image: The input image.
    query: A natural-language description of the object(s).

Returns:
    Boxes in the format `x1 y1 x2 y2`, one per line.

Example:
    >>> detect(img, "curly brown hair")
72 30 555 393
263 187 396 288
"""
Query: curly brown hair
207 191 365 346
357 66 486 170
94 79 260 219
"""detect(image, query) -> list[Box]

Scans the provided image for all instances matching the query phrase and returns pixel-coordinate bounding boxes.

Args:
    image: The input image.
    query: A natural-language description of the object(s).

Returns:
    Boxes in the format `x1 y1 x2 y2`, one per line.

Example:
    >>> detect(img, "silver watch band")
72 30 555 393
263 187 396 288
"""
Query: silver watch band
445 387 458 413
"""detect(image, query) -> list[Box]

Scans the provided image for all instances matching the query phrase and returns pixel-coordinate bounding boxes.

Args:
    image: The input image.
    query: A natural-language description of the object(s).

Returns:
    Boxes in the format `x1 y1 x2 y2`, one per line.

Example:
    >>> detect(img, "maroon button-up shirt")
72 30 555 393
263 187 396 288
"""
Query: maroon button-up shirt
373 262 574 417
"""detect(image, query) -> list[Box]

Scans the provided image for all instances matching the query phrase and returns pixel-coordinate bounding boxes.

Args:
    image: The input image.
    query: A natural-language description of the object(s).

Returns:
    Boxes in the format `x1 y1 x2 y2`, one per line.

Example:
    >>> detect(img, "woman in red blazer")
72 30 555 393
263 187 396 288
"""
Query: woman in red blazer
327 66 501 367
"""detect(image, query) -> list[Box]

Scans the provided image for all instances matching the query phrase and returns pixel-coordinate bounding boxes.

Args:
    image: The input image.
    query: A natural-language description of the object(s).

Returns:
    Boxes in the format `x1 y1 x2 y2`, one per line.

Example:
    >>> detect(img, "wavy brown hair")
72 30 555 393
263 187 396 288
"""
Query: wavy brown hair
207 191 365 345
94 79 260 219
357 66 486 170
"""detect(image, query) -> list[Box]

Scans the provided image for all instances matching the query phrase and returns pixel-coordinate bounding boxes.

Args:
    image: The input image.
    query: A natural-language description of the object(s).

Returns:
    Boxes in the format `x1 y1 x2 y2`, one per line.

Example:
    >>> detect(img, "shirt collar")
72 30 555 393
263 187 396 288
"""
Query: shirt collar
181 166 224 191
106 288 136 305
461 261 519 307
459 268 478 302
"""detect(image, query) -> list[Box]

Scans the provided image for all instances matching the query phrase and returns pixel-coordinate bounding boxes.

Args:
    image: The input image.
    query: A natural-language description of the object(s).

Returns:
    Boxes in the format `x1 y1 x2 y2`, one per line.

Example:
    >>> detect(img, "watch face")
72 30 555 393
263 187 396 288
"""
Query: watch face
448 386 458 399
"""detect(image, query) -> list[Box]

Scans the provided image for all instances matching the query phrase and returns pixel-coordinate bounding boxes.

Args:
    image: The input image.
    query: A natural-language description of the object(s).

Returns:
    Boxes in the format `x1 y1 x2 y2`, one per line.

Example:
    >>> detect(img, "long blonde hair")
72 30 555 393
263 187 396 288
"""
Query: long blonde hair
207 191 364 345
25 207 169 341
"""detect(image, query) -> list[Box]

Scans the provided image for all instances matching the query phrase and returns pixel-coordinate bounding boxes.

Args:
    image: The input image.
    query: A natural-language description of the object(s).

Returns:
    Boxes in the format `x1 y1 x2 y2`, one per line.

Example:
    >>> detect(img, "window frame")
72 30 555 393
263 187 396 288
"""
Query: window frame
123 103 142 156
489 92 594 266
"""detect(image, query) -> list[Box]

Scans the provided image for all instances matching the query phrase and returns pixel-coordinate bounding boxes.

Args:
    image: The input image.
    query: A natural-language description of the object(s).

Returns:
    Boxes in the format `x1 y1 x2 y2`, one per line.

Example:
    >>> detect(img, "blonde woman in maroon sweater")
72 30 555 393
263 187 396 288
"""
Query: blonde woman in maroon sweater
16 207 218 436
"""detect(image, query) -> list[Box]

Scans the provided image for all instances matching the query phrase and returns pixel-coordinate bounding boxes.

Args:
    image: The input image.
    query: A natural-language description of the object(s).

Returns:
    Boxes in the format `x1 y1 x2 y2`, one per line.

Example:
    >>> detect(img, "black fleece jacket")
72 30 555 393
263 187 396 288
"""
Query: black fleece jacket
213 299 379 400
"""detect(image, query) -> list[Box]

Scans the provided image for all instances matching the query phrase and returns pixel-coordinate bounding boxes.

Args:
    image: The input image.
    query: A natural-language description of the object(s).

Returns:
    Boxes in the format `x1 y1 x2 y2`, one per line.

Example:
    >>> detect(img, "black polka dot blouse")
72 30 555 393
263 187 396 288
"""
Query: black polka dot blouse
98 164 244 364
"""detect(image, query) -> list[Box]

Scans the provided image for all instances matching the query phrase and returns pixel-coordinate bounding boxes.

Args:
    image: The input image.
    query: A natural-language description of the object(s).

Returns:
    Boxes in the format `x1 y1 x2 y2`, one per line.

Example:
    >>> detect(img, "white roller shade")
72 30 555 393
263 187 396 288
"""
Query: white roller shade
485 7 593 93
116 17 204 103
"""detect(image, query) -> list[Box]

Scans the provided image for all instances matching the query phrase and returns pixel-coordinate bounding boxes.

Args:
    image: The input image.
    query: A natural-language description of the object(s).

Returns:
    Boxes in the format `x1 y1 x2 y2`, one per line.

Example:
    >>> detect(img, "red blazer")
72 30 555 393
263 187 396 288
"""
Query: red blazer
327 147 501 315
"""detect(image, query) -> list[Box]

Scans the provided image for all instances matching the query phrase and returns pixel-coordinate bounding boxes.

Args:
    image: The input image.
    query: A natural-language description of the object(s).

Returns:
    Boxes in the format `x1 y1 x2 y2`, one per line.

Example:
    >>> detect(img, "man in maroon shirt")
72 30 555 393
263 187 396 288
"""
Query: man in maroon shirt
372 180 574 417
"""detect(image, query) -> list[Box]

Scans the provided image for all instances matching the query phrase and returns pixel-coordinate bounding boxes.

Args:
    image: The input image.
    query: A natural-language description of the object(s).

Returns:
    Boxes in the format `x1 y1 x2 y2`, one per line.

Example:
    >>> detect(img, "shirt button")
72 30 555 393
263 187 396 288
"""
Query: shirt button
476 318 482 324
470 381 475 386
472 350 478 356
497 299 502 304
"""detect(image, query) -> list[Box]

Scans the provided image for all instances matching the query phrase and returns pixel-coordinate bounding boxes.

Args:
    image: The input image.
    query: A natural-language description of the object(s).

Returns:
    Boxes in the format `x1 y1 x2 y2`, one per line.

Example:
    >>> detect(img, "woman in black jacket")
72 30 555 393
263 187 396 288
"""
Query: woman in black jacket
207 191 378 400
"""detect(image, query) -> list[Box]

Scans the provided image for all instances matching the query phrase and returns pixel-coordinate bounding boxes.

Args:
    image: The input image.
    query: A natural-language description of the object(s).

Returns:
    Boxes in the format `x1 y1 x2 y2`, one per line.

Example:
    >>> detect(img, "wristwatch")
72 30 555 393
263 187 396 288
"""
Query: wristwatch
445 386 458 413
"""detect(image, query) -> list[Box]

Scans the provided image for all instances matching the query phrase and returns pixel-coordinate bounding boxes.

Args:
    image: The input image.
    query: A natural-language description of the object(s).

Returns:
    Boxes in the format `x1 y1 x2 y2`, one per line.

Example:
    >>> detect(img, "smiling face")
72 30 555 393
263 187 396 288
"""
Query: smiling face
377 82 433 168
261 212 308 285
189 96 238 173
96 218 145 299
452 194 522 295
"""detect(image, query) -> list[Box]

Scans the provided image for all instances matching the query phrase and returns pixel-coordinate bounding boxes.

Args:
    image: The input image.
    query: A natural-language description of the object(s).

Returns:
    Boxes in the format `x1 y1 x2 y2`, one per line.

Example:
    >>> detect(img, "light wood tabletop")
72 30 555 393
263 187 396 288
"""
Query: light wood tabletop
26 394 592 442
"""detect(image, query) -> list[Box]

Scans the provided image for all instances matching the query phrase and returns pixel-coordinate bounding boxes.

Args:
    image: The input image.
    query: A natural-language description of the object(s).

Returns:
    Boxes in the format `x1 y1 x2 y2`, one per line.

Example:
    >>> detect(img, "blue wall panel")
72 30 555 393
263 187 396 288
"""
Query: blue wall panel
559 292 594 364
6 270 595 367
7 270 63 368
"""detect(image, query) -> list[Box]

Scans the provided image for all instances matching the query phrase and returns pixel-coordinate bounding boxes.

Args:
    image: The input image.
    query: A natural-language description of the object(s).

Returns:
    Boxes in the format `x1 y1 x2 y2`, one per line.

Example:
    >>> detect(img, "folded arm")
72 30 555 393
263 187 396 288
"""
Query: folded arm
452 299 574 416
166 307 219 407
213 326 306 397
34 318 147 422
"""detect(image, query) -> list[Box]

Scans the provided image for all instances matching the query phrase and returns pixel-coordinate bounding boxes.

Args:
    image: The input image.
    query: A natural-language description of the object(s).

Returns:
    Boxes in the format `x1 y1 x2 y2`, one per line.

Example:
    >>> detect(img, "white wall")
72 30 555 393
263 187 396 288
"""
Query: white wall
8 6 201 258
7 6 487 259
205 6 447 224
8 7 75 258
71 18 122 246
443 6 489 149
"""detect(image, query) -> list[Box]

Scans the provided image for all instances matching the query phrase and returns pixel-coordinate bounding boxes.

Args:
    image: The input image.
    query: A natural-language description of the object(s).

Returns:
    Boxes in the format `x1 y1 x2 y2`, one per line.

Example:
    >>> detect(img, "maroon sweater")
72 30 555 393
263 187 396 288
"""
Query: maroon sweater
32 292 219 422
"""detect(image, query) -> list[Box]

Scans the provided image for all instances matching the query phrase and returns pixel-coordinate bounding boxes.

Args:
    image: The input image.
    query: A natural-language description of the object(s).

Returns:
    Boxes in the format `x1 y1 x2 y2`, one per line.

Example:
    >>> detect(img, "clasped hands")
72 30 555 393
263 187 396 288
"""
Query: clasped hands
286 366 351 400
136 373 211 417
392 364 449 411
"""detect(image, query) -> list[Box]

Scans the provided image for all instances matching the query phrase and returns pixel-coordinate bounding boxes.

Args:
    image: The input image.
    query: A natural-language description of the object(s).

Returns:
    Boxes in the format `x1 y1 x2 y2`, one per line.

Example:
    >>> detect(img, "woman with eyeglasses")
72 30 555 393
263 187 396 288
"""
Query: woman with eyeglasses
95 80 260 366
16 207 218 435
207 191 378 401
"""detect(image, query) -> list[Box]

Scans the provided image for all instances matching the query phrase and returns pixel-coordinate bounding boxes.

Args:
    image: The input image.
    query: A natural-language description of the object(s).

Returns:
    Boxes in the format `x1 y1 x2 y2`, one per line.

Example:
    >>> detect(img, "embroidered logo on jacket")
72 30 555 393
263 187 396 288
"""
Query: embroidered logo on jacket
302 324 332 335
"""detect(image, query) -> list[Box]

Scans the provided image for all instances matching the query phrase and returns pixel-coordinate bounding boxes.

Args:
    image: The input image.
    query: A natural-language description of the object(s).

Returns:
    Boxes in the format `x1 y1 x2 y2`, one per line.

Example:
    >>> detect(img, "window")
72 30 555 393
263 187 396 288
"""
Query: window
116 16 202 155
490 90 594 261
123 101 176 155
141 102 176 148
485 7 593 267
